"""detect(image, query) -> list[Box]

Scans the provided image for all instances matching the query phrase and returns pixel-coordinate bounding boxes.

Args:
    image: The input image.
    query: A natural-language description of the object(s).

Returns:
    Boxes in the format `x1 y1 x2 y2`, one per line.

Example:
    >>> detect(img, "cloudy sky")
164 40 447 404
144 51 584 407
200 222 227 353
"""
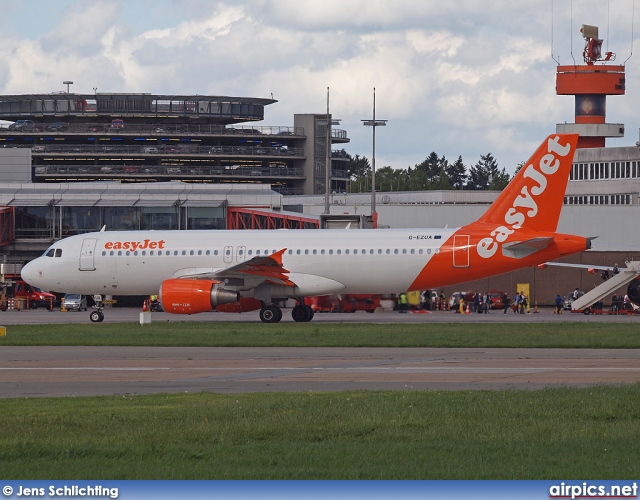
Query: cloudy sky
0 0 637 174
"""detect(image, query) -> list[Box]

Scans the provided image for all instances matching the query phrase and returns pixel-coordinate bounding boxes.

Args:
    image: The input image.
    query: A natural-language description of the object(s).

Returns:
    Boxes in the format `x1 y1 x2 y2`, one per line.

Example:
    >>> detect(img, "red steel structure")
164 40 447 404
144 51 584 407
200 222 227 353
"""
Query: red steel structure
226 207 319 230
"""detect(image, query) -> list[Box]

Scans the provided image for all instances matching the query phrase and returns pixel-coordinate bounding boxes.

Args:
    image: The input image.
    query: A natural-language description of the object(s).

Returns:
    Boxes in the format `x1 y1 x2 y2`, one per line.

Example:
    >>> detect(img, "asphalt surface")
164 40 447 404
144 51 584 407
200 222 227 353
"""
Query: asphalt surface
1 306 639 398
1 346 639 398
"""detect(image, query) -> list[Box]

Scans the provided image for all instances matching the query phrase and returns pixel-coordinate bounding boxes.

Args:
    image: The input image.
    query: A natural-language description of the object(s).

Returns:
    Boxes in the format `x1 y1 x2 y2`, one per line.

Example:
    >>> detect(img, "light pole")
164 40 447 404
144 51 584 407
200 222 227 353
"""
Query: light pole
361 87 387 227
320 87 340 215
63 81 73 93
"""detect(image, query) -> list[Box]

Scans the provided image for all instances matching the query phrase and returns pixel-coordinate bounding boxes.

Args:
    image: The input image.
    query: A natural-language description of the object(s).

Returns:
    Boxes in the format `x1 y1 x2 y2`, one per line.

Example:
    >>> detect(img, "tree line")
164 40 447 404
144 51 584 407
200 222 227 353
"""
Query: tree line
345 150 517 193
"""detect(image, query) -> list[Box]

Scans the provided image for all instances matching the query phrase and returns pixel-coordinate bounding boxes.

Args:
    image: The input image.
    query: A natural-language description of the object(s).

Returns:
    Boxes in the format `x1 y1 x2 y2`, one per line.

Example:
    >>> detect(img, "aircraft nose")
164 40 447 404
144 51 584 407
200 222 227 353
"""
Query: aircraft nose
20 259 39 284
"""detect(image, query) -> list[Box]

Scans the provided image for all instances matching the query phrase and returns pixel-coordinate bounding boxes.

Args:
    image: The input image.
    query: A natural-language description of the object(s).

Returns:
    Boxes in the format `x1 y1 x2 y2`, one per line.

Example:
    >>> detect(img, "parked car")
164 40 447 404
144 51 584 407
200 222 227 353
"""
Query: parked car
46 121 68 132
63 293 88 311
563 290 584 310
109 119 124 130
487 290 506 310
8 120 36 131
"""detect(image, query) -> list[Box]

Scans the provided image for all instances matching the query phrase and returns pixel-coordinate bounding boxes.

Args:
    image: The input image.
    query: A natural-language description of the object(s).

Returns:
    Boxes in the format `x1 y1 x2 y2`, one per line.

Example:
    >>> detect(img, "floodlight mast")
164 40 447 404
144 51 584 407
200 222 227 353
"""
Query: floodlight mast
361 87 387 227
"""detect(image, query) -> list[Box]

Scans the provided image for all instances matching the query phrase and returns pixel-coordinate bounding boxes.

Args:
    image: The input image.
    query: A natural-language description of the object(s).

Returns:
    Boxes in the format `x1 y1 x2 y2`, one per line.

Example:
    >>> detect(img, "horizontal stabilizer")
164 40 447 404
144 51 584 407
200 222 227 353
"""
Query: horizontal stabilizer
502 237 553 259
571 261 640 310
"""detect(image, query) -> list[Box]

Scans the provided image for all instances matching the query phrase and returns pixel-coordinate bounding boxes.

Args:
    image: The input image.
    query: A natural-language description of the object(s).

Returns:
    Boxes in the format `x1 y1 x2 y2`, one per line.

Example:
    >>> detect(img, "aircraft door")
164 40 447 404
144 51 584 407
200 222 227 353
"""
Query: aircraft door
236 246 246 263
79 238 98 271
453 235 470 268
223 245 233 264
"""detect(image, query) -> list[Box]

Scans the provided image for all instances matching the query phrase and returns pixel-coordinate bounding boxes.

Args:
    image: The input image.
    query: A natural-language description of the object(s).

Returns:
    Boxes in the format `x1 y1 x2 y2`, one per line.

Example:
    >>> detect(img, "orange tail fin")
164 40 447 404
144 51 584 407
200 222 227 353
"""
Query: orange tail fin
476 134 578 233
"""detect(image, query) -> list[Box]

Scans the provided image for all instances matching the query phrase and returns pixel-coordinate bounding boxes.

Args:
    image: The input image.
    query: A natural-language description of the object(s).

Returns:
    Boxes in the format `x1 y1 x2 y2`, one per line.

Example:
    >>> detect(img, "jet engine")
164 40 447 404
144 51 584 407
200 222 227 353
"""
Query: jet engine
159 278 239 314
627 277 640 306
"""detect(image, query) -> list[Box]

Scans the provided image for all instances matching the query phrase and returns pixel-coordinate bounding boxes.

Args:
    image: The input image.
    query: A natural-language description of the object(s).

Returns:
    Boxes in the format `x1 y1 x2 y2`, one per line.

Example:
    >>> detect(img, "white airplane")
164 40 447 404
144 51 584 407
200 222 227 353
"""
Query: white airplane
21 134 590 323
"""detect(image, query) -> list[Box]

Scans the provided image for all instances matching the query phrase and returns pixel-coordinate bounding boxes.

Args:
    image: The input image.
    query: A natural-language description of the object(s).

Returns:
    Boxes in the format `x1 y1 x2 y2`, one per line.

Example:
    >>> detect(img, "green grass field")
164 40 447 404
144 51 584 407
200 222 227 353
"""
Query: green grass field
1 321 639 348
1 388 639 479
2 321 639 479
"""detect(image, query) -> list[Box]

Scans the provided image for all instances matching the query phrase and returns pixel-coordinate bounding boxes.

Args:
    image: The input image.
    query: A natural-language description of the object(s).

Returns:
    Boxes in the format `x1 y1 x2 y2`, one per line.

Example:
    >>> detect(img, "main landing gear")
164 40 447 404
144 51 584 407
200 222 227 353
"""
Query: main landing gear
89 309 104 323
258 303 315 323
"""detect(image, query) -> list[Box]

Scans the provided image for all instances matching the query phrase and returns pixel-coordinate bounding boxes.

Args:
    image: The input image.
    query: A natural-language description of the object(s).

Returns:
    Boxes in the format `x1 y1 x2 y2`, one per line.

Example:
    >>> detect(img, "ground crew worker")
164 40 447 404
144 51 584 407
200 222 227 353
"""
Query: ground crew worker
554 294 564 314
398 292 408 313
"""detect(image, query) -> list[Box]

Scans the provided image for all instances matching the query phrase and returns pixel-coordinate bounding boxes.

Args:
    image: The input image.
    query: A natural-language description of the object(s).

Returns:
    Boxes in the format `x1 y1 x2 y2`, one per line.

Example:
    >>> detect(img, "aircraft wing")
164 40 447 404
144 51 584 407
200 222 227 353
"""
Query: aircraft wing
178 248 294 288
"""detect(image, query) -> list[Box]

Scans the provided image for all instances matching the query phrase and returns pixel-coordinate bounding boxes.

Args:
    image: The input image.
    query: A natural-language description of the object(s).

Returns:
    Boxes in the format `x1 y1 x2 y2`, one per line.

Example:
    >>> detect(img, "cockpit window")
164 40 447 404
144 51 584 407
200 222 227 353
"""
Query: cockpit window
55 248 62 257
45 249 54 257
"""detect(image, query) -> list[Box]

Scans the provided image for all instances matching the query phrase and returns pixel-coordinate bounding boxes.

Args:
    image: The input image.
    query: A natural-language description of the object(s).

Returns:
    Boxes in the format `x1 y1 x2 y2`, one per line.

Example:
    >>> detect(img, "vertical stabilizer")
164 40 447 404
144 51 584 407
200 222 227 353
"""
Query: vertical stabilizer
476 134 578 233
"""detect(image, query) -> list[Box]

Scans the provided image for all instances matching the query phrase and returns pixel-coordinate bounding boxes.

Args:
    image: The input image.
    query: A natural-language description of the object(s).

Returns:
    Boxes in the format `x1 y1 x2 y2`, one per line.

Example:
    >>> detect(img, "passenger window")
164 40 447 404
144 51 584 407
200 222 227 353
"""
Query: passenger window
174 251 178 256
304 249 309 255
288 250 293 255
386 249 390 254
183 251 187 256
393 249 398 254
101 251 106 256
214 250 218 256
110 251 114 256
198 250 202 256
190 250 194 256
118 251 122 256
313 249 317 255
206 250 210 256
329 249 333 255
427 248 432 254
134 251 139 256
345 249 349 255
321 249 325 255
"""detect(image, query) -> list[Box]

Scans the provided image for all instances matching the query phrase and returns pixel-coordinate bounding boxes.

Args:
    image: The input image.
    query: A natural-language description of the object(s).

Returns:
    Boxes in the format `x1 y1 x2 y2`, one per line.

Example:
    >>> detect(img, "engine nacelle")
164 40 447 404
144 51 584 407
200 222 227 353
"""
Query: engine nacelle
627 277 640 306
159 278 239 314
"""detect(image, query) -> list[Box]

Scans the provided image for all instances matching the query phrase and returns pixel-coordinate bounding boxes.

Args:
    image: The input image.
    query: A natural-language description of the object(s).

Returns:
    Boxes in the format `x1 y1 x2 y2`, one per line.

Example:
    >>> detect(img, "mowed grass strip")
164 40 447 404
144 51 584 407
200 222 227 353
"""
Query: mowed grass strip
1 387 639 479
0 321 639 348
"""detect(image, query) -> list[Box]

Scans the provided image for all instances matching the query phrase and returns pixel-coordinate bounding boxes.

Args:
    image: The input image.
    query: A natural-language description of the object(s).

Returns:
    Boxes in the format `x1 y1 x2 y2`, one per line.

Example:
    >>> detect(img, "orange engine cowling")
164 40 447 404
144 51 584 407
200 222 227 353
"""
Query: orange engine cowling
159 278 240 314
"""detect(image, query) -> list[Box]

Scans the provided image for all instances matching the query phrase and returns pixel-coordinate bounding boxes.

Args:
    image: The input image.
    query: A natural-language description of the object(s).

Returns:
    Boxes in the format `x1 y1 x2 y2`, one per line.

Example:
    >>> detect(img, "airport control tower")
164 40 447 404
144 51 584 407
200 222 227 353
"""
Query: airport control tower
556 24 625 148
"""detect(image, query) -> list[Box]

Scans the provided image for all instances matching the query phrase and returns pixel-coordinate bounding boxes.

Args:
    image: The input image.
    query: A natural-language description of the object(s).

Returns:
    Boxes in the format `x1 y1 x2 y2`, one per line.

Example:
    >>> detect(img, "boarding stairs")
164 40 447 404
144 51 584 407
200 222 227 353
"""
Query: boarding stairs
571 261 640 311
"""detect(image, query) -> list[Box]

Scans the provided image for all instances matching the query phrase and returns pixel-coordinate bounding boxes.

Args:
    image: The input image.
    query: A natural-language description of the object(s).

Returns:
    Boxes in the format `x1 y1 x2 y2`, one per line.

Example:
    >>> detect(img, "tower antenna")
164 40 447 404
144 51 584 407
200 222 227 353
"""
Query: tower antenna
624 0 635 63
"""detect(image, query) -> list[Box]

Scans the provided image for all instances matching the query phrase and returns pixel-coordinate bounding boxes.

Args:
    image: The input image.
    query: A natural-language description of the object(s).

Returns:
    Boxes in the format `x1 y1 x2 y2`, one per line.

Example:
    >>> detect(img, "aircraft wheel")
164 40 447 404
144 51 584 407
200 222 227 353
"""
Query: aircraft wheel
260 305 281 323
292 304 312 322
90 310 104 323
305 305 314 322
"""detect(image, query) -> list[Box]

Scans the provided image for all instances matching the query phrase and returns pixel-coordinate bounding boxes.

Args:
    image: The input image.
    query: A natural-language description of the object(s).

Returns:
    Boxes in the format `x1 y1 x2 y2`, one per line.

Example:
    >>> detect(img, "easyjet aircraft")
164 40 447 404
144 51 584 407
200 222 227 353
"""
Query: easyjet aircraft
21 134 590 323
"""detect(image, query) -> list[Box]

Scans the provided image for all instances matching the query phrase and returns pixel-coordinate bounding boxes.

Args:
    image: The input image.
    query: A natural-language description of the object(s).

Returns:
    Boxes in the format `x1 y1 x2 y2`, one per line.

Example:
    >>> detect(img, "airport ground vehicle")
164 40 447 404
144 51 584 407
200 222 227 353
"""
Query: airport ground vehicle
563 291 584 310
63 293 88 311
487 290 506 310
7 280 56 309
304 294 378 313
